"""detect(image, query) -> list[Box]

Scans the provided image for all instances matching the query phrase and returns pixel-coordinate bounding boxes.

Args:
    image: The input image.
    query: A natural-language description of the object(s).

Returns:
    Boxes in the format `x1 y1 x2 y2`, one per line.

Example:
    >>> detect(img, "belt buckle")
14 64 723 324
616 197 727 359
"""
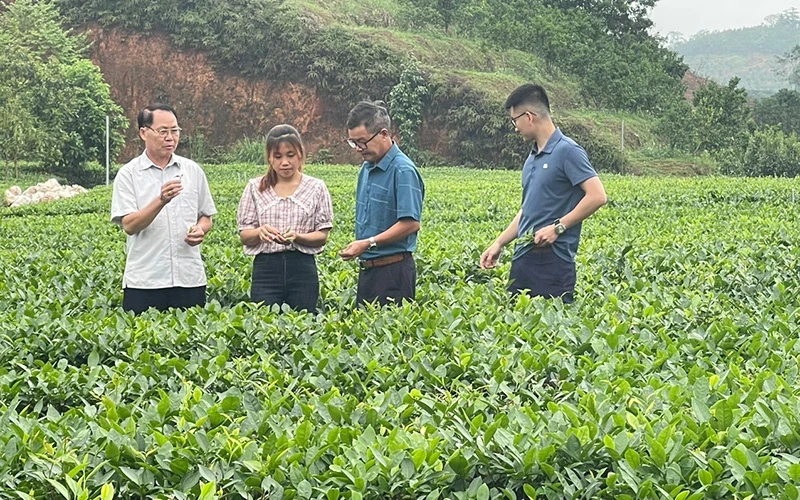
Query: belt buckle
359 260 369 270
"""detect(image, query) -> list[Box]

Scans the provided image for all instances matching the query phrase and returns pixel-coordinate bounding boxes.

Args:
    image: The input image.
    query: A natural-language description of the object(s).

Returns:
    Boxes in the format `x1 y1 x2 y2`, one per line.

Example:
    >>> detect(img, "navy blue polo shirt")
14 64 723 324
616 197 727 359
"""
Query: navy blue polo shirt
355 143 425 259
514 129 597 263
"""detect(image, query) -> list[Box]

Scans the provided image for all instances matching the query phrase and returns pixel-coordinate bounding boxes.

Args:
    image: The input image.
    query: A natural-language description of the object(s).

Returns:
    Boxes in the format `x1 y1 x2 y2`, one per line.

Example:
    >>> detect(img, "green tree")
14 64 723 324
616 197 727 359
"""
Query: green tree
754 89 800 136
736 126 800 177
689 77 752 154
656 78 753 164
0 87 41 179
389 59 428 159
0 0 126 185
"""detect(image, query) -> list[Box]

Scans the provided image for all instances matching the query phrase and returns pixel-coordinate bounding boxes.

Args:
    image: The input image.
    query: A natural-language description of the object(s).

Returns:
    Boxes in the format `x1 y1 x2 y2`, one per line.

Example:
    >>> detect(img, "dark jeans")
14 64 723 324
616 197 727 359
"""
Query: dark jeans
123 286 206 315
508 247 576 303
357 254 416 307
251 251 319 312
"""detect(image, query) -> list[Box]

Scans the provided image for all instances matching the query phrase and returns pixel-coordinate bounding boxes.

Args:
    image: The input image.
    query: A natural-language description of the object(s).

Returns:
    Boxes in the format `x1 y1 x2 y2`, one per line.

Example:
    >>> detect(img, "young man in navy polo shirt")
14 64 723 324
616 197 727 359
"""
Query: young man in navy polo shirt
339 100 425 306
480 84 607 303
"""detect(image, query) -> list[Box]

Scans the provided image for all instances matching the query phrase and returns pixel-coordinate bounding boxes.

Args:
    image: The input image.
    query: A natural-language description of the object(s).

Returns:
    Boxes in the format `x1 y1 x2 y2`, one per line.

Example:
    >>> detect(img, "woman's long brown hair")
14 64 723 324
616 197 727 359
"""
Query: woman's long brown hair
259 124 305 192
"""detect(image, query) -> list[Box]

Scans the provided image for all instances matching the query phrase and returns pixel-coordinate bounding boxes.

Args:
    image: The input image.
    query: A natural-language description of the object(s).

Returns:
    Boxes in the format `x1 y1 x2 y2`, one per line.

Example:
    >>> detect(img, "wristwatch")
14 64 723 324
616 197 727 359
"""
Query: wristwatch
554 219 567 236
368 236 378 249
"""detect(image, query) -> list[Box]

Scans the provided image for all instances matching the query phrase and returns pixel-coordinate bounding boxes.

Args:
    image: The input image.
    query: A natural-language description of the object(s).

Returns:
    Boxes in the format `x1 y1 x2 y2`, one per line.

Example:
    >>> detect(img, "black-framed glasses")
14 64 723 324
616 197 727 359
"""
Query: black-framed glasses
146 126 182 138
510 111 529 126
346 129 382 150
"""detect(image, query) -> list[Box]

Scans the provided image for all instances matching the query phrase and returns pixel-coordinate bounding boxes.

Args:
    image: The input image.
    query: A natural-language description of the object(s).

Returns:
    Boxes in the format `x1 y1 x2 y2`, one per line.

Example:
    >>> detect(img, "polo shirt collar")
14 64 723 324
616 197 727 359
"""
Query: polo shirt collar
532 128 564 156
138 151 180 171
368 142 400 171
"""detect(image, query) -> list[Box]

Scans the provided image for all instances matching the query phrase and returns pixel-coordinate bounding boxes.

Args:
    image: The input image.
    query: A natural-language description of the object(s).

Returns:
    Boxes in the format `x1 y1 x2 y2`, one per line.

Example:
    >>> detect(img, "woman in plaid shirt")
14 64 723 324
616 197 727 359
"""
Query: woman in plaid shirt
236 125 334 312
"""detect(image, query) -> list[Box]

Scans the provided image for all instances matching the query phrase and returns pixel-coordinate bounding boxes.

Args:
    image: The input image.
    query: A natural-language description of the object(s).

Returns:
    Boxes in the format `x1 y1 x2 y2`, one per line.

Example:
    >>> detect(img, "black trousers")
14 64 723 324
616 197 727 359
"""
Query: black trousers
508 247 576 303
251 251 319 312
357 255 416 307
122 286 206 315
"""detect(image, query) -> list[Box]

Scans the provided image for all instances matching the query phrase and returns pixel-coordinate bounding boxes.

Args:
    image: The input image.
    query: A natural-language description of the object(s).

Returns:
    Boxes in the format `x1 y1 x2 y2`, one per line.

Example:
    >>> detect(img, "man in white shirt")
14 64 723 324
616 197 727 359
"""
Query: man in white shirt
111 104 217 314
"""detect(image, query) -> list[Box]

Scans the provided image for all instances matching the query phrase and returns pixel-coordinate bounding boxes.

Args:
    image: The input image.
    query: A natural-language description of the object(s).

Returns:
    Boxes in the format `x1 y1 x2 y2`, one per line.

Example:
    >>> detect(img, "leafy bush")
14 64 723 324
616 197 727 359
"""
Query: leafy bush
3 166 800 497
755 89 800 137
221 137 266 165
558 116 626 173
0 0 126 187
389 58 428 159
310 148 335 165
656 78 753 169
731 126 800 177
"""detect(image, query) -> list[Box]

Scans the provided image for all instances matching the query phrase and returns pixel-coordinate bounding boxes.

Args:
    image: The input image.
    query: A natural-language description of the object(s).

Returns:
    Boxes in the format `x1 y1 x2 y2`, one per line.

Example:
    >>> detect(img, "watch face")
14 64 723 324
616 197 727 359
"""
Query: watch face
556 224 566 235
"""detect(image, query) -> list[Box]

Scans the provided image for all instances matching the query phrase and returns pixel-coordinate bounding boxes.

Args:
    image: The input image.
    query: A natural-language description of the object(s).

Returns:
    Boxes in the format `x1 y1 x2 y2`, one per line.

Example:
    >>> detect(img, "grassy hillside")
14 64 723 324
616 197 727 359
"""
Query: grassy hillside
55 0 698 173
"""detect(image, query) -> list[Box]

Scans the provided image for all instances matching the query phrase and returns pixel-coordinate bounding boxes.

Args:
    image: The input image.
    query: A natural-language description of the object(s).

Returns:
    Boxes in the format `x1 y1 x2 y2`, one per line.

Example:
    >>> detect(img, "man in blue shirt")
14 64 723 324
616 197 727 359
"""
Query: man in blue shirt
339 100 425 306
480 84 607 303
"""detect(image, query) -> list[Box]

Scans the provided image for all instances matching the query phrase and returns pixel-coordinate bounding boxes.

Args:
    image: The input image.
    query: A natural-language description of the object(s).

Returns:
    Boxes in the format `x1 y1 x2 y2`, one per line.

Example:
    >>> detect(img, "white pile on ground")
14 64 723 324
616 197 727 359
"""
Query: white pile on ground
3 179 88 208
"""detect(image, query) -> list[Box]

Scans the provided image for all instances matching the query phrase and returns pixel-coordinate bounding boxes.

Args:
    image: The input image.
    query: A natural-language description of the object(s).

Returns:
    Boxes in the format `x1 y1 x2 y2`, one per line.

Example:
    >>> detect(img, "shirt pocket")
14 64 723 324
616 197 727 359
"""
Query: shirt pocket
369 184 391 206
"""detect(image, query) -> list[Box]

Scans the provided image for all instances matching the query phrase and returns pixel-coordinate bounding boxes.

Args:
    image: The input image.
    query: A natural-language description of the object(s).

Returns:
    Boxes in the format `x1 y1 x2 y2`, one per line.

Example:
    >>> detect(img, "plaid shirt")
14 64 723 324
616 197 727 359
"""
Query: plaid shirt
237 174 333 256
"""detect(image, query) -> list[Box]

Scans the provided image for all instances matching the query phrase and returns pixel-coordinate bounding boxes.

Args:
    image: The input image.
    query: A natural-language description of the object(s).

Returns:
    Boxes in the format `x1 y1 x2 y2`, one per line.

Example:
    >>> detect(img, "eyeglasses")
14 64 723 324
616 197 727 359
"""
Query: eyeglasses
146 126 182 138
346 129 382 150
510 111 531 126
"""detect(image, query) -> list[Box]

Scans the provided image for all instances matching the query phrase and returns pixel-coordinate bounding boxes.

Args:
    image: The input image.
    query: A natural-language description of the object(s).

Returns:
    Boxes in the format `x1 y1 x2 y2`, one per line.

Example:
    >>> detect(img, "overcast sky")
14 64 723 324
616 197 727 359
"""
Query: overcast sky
649 0 798 37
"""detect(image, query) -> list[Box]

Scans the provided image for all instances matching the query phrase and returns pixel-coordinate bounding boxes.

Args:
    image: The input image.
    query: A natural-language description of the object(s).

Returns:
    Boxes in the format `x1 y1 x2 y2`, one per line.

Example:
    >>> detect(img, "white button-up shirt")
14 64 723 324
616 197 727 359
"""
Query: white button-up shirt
111 152 217 289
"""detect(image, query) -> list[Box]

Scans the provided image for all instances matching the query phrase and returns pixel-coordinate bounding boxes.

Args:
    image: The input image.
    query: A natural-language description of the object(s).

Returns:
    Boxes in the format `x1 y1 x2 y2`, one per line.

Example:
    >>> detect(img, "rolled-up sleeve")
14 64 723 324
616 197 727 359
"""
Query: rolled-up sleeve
111 167 138 225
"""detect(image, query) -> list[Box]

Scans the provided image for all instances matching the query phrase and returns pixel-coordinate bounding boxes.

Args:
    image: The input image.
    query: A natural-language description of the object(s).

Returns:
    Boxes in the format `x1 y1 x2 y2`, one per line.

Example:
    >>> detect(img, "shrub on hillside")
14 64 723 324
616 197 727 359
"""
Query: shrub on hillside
727 127 800 177
558 117 626 173
222 137 267 165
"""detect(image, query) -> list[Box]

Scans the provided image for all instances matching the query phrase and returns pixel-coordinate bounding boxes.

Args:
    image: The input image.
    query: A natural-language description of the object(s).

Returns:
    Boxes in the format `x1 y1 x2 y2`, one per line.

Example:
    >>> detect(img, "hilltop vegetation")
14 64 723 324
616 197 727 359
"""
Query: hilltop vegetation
4 0 800 178
670 9 800 97
55 0 686 172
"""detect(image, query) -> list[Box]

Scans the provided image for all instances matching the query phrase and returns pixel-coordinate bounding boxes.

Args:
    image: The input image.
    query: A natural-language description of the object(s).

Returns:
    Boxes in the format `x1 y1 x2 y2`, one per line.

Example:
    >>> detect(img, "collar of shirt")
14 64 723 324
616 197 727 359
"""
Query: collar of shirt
531 128 564 157
138 151 180 171
267 174 308 200
365 142 400 171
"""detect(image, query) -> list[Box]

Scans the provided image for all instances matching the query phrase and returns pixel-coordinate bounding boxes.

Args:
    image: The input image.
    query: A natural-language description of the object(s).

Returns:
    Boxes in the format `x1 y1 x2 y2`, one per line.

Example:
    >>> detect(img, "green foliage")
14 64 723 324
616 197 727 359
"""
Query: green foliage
673 9 800 56
0 0 126 187
656 78 753 165
755 89 800 136
221 137 267 165
689 78 752 154
56 0 688 170
311 148 335 165
3 165 800 497
182 130 224 165
626 146 718 176
398 0 686 113
427 78 523 168
0 89 42 179
557 116 626 173
389 59 428 158
727 126 800 177
671 11 800 96
57 0 404 107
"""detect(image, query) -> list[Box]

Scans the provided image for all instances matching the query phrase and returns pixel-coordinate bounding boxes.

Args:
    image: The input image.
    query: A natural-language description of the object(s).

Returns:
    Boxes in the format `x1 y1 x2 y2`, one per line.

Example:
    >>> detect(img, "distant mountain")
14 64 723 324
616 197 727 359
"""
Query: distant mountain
669 9 799 98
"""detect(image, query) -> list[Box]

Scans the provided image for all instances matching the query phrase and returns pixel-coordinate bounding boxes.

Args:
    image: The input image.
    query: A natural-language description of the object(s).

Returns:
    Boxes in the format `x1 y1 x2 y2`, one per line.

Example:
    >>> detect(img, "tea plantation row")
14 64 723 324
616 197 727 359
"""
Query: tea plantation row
1 165 799 499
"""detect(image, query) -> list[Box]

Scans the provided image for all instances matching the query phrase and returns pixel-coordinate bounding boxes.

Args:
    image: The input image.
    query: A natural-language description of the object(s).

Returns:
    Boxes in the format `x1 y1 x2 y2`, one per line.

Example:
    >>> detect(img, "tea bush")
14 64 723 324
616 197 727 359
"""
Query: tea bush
1 165 800 498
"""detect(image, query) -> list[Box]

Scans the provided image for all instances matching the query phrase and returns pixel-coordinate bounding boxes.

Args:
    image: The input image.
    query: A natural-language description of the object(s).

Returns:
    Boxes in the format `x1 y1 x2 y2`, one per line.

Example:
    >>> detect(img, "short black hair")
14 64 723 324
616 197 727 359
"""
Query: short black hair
504 84 551 115
346 100 391 132
137 103 178 129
